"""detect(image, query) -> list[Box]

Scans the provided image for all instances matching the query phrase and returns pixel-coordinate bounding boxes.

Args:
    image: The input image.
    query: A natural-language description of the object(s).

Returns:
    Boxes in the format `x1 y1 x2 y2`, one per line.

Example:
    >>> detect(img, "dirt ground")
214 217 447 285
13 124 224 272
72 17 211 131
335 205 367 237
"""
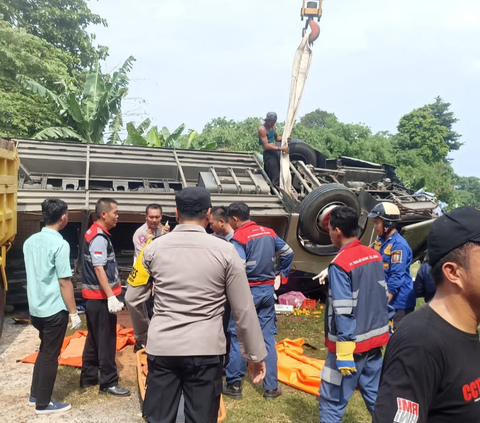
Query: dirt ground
0 312 144 423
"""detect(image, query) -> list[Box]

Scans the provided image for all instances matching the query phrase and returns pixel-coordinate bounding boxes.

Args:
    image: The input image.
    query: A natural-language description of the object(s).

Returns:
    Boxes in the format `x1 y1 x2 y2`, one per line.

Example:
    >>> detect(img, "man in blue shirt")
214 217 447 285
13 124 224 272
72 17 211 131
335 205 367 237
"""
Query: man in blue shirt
414 260 437 303
24 199 81 415
224 202 293 401
368 202 416 330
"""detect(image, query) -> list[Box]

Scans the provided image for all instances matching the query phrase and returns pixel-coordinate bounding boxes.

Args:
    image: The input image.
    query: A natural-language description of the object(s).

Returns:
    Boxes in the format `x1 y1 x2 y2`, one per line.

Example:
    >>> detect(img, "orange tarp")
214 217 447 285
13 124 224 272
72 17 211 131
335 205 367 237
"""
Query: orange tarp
276 338 325 396
20 325 135 367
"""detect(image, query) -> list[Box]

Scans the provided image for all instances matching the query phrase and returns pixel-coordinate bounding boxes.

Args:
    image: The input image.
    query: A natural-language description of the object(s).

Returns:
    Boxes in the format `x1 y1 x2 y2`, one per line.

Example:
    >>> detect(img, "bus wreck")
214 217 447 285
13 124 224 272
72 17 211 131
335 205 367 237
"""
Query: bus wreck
6 138 437 304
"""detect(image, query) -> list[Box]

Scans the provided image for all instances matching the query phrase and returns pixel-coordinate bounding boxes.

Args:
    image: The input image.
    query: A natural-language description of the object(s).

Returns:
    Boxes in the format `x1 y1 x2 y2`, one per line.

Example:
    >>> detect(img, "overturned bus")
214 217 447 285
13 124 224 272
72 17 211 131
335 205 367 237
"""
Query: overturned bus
5 138 437 305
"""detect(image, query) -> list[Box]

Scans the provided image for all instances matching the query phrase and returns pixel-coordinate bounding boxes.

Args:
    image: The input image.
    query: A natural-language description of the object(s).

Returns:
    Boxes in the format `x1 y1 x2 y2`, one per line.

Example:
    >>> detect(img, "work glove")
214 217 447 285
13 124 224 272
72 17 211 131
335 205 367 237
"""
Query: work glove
336 341 357 377
313 268 328 285
389 319 394 336
69 312 81 331
107 296 124 313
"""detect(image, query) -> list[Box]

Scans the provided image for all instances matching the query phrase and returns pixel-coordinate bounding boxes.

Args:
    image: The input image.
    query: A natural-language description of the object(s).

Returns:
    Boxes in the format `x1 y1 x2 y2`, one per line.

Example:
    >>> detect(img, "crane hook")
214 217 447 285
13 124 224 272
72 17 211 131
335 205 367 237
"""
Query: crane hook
302 19 320 45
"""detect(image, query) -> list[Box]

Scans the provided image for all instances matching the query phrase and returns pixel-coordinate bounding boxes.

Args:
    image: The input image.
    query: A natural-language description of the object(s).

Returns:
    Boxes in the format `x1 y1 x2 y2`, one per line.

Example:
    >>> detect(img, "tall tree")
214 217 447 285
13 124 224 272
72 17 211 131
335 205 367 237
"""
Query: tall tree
16 56 135 143
396 106 449 164
0 0 108 70
0 21 74 137
299 109 337 129
427 96 462 151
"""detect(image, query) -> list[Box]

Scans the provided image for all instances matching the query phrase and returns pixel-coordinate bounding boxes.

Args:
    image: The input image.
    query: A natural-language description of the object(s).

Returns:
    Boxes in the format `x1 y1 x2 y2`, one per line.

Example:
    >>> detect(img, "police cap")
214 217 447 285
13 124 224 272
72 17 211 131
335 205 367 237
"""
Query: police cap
175 187 212 213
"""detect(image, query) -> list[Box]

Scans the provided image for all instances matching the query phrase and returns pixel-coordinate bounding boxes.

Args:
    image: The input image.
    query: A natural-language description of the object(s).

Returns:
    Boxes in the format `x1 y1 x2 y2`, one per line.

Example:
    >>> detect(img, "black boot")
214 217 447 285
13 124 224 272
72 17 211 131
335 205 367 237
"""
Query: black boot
264 387 282 401
223 380 242 400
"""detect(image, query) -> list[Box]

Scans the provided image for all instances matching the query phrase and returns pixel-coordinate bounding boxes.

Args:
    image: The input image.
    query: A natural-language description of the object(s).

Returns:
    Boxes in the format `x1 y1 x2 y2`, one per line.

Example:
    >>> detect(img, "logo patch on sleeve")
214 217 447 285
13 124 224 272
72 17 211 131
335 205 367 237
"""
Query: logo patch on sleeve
391 250 403 264
394 398 419 423
138 235 146 244
384 243 393 255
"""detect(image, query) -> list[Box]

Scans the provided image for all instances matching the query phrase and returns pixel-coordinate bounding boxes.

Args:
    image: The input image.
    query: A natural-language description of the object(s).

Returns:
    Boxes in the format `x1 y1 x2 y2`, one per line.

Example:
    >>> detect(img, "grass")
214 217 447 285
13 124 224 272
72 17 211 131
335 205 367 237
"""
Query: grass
50 292 428 422
223 310 371 423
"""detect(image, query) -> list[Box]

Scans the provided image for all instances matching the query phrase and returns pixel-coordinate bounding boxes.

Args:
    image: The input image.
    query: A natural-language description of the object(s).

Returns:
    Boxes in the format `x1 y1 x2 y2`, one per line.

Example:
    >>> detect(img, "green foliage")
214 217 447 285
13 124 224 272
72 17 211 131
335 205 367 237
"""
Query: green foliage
195 117 262 152
124 120 212 150
453 176 480 206
0 0 108 70
427 96 462 151
299 108 337 129
16 56 136 143
396 106 449 164
0 21 75 138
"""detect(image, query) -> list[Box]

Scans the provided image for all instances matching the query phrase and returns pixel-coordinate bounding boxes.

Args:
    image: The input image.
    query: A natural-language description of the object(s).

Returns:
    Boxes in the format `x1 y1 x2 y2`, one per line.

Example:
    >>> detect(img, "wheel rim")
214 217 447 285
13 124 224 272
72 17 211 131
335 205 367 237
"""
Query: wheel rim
316 203 345 232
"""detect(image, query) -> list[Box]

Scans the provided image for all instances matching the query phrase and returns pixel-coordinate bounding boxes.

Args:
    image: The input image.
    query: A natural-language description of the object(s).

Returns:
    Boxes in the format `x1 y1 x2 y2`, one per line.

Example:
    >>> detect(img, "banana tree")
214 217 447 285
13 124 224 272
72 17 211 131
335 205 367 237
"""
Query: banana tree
124 121 215 150
16 56 135 144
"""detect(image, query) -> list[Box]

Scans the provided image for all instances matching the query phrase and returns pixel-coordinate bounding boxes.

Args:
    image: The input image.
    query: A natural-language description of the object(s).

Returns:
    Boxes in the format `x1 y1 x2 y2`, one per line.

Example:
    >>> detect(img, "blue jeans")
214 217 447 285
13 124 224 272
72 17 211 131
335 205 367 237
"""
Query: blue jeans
319 348 383 423
225 285 278 391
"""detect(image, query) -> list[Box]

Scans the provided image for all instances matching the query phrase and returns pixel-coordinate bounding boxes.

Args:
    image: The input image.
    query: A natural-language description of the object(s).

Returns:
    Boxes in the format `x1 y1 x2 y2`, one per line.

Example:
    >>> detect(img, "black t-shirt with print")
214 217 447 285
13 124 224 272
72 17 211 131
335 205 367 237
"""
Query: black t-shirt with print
373 304 480 423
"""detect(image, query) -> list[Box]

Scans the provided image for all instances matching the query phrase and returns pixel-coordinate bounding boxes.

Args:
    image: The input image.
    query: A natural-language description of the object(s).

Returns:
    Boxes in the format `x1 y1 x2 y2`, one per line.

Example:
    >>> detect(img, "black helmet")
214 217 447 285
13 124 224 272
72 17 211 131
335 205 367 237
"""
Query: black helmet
368 202 401 233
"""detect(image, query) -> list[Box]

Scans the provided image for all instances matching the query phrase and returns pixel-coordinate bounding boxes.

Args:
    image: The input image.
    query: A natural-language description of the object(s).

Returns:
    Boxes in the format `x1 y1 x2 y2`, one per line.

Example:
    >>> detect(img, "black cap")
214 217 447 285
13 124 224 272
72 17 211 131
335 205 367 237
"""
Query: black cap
175 187 212 213
264 112 277 121
428 206 480 266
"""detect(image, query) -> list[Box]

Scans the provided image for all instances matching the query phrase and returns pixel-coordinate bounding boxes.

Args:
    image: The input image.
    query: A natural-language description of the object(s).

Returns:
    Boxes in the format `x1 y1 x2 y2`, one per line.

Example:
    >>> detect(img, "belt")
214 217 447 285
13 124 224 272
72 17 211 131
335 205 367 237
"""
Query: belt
248 279 275 287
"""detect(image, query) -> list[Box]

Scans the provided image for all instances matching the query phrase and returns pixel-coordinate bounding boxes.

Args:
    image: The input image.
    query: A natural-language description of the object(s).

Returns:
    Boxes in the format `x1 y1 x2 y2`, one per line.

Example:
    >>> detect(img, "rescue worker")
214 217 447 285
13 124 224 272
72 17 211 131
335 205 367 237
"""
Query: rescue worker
373 206 480 422
368 202 416 330
24 199 80 415
126 203 170 352
414 260 436 303
319 206 391 422
224 201 294 401
208 206 235 367
80 198 130 396
142 187 267 423
258 112 289 187
209 206 234 241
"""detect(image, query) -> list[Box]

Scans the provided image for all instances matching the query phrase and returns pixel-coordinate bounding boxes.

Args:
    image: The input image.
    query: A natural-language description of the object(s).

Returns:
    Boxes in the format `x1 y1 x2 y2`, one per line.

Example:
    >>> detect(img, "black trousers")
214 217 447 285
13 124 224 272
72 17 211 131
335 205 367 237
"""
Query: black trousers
393 308 415 331
143 355 223 423
264 150 280 187
80 299 118 389
30 310 68 409
222 301 231 369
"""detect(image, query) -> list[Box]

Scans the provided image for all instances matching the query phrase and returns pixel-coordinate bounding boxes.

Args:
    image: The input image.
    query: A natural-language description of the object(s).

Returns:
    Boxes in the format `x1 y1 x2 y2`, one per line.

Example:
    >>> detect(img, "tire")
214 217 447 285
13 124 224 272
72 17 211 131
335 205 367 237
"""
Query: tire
0 275 5 340
288 139 318 167
299 184 361 245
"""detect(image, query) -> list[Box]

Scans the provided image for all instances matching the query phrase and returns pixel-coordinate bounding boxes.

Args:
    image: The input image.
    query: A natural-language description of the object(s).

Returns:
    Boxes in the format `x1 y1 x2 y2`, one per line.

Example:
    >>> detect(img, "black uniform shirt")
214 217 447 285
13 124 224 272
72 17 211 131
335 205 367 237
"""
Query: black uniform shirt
373 305 480 423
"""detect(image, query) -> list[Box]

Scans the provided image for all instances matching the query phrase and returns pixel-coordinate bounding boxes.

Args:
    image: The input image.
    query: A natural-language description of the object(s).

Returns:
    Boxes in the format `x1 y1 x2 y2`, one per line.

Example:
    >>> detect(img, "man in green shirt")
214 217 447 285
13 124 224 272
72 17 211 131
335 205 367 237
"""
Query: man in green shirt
258 112 289 187
24 198 81 415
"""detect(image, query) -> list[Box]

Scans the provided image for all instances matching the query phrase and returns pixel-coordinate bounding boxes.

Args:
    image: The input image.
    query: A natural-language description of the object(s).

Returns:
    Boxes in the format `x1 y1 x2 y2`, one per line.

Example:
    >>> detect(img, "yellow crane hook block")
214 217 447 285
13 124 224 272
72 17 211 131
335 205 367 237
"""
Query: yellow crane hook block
301 0 323 21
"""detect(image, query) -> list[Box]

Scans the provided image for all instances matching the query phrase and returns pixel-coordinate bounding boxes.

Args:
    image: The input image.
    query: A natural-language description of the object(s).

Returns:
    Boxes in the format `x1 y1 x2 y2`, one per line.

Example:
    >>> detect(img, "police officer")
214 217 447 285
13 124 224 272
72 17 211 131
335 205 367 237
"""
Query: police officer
126 203 170 352
224 202 294 401
319 206 390 422
258 112 289 187
368 202 416 330
132 204 170 260
142 188 267 423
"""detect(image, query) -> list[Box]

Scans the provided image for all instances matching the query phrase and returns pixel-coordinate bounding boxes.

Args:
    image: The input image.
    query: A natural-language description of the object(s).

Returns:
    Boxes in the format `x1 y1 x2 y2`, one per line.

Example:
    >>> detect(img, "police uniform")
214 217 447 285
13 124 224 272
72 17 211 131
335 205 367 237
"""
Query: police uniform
142 187 267 423
373 231 416 329
226 221 294 394
319 239 390 422
125 223 166 347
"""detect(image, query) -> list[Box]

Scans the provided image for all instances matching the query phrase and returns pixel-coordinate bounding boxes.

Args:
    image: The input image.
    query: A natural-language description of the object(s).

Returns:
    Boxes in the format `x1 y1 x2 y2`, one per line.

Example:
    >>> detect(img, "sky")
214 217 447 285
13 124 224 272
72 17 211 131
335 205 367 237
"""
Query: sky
89 0 480 177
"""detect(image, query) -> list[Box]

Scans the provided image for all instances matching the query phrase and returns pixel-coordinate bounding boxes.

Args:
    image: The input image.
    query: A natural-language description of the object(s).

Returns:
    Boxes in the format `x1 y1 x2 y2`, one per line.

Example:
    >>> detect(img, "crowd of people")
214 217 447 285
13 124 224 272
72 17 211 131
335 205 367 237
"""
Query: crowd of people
23 188 480 423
